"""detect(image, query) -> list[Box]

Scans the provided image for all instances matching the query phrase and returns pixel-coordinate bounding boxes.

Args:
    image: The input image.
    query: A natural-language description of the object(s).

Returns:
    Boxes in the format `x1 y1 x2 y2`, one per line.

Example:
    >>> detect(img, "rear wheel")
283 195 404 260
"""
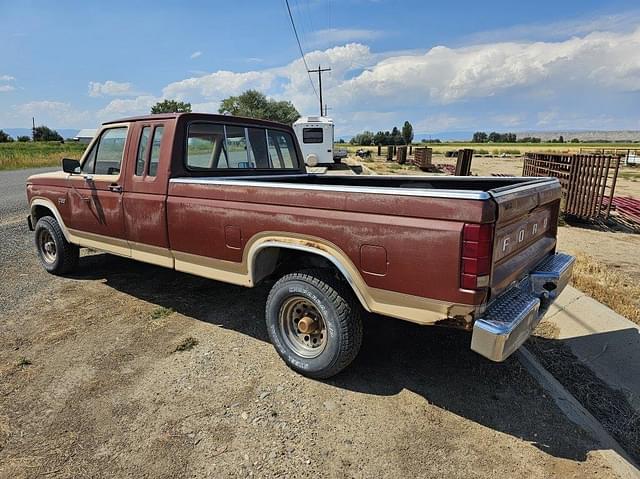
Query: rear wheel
265 269 363 379
34 216 79 275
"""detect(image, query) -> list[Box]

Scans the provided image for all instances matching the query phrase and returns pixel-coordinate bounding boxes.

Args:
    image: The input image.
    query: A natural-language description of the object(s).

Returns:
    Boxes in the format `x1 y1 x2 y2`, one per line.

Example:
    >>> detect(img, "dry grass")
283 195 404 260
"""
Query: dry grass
571 253 640 325
528 335 640 464
0 142 86 171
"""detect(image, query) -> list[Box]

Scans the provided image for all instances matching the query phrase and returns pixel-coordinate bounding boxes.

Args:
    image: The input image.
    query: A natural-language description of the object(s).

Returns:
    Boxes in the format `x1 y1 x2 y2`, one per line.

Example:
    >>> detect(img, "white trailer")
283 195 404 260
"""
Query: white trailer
293 116 335 166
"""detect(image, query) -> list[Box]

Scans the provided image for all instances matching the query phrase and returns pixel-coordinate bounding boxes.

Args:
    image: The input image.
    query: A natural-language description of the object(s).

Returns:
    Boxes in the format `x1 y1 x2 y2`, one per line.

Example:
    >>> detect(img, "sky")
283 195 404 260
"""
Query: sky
1 0 640 137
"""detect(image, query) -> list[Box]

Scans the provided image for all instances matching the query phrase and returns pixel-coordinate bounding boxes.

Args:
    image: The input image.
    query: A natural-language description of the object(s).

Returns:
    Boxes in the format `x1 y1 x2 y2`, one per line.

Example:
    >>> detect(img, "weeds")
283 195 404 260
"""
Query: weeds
173 336 198 353
16 357 32 367
150 306 174 320
571 253 640 325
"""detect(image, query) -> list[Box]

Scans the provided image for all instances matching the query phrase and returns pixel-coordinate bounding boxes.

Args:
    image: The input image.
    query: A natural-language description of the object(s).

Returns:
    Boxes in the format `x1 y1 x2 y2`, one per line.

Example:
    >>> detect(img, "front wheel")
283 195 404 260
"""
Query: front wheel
265 270 363 379
34 216 79 275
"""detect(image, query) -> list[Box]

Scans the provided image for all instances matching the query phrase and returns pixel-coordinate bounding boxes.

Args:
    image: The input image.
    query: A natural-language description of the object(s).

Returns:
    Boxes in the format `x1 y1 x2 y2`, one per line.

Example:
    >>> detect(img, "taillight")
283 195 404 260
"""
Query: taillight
461 223 493 290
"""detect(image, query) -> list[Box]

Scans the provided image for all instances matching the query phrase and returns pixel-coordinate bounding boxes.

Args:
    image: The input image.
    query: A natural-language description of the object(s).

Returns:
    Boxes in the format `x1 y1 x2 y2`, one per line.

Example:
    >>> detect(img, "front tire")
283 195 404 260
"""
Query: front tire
265 269 363 379
34 216 79 275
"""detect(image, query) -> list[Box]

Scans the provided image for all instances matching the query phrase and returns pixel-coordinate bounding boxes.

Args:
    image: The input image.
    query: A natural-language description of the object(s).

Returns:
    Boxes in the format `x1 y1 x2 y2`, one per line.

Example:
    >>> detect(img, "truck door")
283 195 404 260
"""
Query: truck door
120 121 173 267
66 124 130 257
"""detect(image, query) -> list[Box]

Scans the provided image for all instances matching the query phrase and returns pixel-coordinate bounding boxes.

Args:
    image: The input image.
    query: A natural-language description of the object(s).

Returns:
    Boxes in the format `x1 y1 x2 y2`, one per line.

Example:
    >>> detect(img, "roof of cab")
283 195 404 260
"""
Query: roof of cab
103 112 292 129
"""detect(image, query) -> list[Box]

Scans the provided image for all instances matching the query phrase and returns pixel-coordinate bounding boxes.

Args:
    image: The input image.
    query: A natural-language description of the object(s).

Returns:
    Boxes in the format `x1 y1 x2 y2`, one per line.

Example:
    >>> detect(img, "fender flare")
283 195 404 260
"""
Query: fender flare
30 198 72 243
247 238 371 312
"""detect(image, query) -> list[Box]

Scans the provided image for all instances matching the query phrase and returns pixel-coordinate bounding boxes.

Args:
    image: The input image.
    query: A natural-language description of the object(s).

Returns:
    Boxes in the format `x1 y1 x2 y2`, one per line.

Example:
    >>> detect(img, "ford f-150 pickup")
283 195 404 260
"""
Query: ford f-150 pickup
26 113 575 378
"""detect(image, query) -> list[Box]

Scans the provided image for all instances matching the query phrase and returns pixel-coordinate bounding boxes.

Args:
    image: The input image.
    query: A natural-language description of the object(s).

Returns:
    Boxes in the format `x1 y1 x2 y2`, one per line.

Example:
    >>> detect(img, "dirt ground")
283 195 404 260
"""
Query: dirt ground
0 217 618 478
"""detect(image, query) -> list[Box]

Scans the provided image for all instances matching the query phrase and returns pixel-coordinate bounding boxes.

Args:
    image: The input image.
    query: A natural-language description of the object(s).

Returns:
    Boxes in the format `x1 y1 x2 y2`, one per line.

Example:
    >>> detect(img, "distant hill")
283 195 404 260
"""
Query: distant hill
515 130 640 142
2 128 81 140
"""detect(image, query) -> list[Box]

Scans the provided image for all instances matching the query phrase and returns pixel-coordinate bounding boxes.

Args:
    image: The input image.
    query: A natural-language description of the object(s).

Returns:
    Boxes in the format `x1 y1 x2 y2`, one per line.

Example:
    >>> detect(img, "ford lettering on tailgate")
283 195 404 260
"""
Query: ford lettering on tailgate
494 208 552 262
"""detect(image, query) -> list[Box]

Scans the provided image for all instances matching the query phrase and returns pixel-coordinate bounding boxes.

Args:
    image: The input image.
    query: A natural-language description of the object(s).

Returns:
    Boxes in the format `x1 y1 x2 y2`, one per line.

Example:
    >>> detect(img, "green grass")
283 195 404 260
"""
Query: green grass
16 357 32 367
619 170 640 182
150 306 174 320
0 141 86 171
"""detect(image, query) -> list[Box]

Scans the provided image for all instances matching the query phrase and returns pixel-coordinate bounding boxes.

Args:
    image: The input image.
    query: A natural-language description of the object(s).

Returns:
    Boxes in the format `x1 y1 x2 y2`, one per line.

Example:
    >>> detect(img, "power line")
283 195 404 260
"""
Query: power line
284 0 319 100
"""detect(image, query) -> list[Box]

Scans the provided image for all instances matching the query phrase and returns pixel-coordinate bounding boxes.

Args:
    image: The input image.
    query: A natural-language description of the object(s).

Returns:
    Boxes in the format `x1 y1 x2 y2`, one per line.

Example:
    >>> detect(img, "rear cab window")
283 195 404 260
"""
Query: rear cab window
185 122 300 171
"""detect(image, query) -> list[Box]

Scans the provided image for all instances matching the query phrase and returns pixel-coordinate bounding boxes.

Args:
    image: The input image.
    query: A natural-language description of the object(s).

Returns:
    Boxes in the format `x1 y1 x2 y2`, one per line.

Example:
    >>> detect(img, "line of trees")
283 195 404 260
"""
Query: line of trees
350 121 414 146
0 126 63 143
472 131 582 143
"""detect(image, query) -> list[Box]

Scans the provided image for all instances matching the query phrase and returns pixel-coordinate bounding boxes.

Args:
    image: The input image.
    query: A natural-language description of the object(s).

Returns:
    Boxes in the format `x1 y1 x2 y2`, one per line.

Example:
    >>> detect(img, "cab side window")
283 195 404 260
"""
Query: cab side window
135 127 151 176
148 126 164 177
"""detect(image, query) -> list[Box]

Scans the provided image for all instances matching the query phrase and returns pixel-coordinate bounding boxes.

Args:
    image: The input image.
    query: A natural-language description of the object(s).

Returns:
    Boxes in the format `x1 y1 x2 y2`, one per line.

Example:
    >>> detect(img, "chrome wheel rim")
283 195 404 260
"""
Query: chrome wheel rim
39 230 57 264
278 296 327 358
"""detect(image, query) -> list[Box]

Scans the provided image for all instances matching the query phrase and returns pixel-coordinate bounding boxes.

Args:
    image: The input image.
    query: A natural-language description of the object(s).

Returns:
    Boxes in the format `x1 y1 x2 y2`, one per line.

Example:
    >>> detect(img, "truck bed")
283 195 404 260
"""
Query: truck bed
174 173 551 194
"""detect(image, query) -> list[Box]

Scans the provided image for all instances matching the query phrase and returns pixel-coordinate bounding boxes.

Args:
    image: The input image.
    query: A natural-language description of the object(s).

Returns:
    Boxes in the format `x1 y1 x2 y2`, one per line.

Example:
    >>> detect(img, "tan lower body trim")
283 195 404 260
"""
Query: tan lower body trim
44 208 472 326
131 241 174 268
68 228 131 258
173 250 250 286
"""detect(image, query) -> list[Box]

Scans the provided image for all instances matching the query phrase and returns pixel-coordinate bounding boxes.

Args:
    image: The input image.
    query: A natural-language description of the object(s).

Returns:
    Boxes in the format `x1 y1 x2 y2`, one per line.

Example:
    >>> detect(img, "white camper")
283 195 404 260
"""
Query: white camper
293 116 335 166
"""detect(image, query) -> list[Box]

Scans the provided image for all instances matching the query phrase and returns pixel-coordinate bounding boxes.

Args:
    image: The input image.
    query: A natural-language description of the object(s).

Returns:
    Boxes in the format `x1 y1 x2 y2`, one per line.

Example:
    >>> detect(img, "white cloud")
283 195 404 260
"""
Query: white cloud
97 95 159 120
0 85 15 92
0 75 15 82
88 80 135 97
15 100 92 127
190 51 202 59
306 28 383 48
162 70 276 101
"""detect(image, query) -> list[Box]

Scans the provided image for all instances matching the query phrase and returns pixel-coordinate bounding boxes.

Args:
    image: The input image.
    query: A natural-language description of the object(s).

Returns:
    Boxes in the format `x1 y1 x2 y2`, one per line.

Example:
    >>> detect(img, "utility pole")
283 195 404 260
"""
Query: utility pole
324 104 332 116
308 65 331 116
32 117 36 141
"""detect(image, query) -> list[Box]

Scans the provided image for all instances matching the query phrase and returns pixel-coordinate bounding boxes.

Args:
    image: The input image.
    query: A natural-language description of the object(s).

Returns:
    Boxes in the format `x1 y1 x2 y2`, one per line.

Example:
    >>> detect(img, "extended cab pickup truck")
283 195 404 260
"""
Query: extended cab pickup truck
26 113 575 378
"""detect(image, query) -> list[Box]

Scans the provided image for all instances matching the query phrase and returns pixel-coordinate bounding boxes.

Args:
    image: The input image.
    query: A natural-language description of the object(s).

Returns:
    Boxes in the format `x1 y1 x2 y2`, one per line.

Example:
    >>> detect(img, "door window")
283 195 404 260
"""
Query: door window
93 127 128 175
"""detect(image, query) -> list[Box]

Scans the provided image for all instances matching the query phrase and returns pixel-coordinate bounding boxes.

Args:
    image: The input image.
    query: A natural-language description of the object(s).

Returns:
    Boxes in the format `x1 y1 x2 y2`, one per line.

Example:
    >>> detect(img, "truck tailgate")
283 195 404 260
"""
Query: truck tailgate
488 179 562 296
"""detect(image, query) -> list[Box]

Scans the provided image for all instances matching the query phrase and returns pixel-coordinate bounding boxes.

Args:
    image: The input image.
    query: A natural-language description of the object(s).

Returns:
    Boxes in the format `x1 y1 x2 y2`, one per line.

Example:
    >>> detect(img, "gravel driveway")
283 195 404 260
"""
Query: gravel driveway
0 167 618 478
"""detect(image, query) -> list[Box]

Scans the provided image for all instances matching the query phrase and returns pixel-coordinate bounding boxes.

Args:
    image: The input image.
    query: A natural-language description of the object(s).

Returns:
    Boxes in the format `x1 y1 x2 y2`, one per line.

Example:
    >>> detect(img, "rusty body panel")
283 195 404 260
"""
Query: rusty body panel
26 113 564 328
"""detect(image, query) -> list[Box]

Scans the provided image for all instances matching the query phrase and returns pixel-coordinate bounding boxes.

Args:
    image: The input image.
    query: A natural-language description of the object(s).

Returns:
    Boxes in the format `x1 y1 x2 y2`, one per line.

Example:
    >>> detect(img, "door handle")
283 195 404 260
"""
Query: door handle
108 184 123 193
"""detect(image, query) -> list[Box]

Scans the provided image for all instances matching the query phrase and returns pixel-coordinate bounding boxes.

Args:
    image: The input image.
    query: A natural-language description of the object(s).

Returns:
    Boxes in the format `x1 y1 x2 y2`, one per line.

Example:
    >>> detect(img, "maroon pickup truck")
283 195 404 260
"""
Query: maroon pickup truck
26 113 575 378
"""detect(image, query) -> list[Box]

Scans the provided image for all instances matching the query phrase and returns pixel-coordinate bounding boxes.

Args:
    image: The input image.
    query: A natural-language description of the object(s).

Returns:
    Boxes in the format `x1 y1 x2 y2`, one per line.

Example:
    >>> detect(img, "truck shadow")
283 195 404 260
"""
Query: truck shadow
71 252 610 463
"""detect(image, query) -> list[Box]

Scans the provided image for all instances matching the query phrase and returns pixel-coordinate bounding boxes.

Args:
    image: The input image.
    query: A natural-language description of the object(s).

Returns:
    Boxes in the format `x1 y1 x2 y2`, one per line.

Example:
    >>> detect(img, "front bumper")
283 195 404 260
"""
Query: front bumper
470 252 575 362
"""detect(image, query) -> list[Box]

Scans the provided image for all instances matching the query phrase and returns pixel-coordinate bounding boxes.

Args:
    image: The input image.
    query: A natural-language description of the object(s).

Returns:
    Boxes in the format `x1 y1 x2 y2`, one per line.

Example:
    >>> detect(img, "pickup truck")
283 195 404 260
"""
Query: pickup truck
26 113 575 378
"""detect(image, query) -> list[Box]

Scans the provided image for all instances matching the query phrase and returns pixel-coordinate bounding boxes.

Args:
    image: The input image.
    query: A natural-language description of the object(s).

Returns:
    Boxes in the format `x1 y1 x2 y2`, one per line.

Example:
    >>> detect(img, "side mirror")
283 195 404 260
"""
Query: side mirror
62 158 80 174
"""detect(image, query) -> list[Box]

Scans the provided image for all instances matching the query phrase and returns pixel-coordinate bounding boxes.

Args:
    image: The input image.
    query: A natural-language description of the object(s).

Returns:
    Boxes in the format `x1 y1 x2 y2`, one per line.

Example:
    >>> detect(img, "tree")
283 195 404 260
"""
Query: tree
151 99 192 114
0 130 13 143
17 135 31 142
350 131 374 146
570 138 580 143
401 121 414 145
218 90 300 124
558 135 564 143
472 131 488 143
33 125 62 142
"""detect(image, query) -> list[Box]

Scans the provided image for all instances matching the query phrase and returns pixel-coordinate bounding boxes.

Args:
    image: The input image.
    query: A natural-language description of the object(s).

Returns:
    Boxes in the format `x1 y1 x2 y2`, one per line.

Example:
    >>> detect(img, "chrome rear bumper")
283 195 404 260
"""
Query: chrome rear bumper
471 252 575 362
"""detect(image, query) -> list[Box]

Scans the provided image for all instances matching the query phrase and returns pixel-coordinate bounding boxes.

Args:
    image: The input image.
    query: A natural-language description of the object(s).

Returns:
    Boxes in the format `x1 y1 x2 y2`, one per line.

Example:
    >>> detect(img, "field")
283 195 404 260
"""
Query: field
341 141 639 157
0 142 86 171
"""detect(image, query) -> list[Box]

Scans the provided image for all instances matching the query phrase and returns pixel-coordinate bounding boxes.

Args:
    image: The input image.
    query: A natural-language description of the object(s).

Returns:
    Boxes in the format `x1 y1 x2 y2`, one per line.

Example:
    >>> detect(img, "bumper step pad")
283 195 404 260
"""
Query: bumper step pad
471 253 575 362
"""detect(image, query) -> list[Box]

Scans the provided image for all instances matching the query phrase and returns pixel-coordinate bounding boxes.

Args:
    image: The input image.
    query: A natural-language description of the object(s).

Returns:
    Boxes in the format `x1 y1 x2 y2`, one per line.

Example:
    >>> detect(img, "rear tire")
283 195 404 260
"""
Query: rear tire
265 269 363 379
34 216 79 275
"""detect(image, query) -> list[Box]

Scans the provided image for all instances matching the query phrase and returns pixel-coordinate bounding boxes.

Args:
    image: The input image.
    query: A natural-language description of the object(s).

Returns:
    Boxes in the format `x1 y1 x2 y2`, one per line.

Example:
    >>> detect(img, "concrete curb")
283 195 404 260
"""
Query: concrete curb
518 346 640 479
